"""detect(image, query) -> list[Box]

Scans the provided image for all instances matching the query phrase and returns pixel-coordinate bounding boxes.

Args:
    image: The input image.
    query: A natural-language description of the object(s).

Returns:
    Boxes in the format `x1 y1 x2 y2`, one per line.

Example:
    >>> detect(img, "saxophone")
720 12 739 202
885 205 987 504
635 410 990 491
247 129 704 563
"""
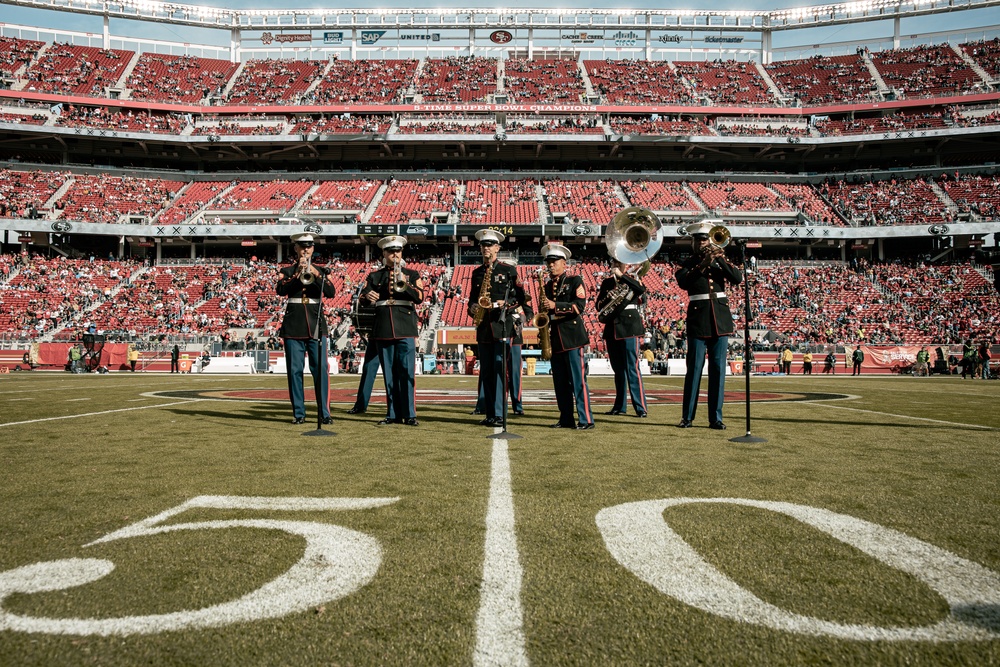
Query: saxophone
531 268 552 361
597 277 634 323
473 261 493 326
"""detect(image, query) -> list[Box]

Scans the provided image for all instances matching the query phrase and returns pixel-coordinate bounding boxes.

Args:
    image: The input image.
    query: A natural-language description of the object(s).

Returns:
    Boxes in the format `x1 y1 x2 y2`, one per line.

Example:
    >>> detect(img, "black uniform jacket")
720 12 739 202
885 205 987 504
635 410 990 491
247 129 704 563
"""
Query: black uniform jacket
545 273 589 353
276 264 336 339
675 254 743 339
596 273 646 341
468 260 533 342
364 266 423 340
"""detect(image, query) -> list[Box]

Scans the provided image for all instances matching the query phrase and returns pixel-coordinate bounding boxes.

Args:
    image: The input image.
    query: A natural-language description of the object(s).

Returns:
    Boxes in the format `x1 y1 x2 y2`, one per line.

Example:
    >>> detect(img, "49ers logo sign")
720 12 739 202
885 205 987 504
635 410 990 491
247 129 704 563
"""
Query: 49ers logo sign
490 30 513 44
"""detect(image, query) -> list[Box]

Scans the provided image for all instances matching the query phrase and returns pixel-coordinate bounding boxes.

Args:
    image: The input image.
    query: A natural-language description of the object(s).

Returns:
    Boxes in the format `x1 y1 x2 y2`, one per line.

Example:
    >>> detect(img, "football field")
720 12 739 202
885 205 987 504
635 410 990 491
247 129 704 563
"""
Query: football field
1 372 999 666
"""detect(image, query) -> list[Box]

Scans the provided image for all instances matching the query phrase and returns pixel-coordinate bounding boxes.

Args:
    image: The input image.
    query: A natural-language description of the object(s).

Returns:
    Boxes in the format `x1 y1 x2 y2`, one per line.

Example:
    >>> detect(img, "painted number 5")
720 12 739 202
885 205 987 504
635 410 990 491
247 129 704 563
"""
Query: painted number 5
0 495 398 636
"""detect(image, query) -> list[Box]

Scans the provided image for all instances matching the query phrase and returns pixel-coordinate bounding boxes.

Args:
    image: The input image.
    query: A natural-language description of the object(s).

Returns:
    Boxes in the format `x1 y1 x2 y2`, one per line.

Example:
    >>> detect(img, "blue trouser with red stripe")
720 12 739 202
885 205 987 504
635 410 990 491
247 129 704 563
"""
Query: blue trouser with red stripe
377 337 416 421
283 337 330 421
608 336 647 414
352 340 381 412
682 335 729 425
550 347 593 427
475 342 524 414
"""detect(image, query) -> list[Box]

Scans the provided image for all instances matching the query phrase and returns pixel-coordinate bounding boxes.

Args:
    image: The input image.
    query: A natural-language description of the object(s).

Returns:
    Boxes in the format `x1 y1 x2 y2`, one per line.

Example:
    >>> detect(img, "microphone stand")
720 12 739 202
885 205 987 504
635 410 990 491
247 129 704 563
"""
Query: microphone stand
730 240 766 444
303 265 337 437
487 277 522 440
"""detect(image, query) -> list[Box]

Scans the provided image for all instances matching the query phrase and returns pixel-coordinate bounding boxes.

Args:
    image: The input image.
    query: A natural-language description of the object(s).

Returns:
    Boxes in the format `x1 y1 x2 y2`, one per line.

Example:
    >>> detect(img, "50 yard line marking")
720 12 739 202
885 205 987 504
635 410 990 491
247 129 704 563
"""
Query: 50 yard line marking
474 434 529 667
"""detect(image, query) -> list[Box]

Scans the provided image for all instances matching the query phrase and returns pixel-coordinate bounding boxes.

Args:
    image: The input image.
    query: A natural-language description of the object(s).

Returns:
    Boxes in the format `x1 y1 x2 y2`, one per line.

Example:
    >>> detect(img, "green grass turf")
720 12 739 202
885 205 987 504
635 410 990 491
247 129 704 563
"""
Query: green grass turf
0 372 998 665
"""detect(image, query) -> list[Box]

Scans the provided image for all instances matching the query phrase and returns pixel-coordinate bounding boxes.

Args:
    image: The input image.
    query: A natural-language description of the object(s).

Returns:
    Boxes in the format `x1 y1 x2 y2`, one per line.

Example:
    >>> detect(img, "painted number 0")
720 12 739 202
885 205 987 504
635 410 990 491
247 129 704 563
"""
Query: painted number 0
597 498 1000 641
0 495 398 636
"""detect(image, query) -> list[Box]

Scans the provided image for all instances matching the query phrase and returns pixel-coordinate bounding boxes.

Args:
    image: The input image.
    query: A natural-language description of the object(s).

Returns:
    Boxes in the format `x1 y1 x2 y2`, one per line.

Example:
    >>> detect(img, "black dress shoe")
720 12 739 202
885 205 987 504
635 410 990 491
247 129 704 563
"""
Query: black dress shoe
579 423 595 430
710 421 727 430
321 417 334 425
676 419 693 428
512 410 525 416
635 411 648 418
550 422 577 429
376 418 395 425
347 407 365 415
470 409 483 415
402 418 419 426
479 417 499 426
292 417 307 425
604 409 626 416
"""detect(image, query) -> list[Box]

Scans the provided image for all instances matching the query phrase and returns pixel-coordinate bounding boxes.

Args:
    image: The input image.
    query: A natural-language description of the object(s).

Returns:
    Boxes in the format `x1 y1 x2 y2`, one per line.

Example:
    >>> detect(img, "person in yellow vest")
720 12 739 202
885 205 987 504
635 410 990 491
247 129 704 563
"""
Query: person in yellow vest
128 346 139 372
801 350 813 375
781 346 793 375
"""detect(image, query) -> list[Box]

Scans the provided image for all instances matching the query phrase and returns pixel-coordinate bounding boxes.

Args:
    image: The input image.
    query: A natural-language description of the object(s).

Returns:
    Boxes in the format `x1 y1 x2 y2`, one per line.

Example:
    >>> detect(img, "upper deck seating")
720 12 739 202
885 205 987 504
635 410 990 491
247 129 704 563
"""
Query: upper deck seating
303 179 381 212
209 180 312 212
821 178 948 225
765 54 875 105
415 56 498 103
871 44 981 99
22 44 134 96
227 59 324 105
0 169 69 218
619 180 700 212
0 36 45 76
584 60 694 105
673 60 774 105
962 38 1000 79
688 182 791 213
542 180 624 224
503 58 586 103
307 59 418 104
126 54 239 103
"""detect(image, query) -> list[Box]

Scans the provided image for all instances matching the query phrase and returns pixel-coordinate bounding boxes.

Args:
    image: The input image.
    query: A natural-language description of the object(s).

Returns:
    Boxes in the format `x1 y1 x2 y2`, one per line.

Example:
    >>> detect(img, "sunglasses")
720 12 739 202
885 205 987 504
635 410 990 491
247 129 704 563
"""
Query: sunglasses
479 242 498 247
295 242 314 248
544 257 563 263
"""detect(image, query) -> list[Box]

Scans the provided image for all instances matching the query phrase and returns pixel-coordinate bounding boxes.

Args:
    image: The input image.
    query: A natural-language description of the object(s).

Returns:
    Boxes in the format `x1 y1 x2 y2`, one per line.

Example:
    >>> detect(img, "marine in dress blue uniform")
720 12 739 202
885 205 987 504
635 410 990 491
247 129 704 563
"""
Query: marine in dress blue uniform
468 230 533 426
361 235 425 426
276 233 336 425
540 243 594 430
675 221 743 430
595 259 648 417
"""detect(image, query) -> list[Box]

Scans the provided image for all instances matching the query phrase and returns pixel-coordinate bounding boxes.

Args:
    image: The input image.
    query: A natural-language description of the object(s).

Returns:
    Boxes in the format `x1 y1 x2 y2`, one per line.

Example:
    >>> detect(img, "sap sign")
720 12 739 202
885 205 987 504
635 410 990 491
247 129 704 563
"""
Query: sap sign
361 31 385 45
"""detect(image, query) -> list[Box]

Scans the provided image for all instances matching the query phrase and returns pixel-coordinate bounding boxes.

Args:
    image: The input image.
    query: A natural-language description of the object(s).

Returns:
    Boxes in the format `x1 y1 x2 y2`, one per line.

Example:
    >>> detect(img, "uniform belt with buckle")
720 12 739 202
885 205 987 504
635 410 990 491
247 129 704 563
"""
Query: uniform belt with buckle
622 304 639 311
688 292 728 301
298 297 320 304
375 299 414 308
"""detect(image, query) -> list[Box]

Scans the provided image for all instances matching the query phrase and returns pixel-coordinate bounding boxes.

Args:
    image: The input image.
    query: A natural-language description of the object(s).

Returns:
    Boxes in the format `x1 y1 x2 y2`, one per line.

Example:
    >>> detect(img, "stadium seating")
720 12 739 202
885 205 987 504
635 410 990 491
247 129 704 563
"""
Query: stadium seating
673 61 774 105
461 179 540 225
304 59 418 105
0 36 45 76
126 54 239 103
208 180 312 213
416 57 498 103
304 179 381 213
369 178 459 224
227 59 325 104
55 175 185 224
688 182 791 213
820 178 948 225
542 180 625 224
22 44 134 96
292 115 391 135
584 60 694 105
961 38 1000 79
0 168 69 218
619 180 701 212
609 117 713 136
938 173 1000 219
503 58 586 103
765 54 875 105
871 44 982 99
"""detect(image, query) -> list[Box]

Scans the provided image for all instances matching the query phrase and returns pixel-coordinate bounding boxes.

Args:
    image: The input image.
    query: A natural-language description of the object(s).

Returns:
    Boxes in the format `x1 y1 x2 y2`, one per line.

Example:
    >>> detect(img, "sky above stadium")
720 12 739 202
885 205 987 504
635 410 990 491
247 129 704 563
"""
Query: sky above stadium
2 0 998 52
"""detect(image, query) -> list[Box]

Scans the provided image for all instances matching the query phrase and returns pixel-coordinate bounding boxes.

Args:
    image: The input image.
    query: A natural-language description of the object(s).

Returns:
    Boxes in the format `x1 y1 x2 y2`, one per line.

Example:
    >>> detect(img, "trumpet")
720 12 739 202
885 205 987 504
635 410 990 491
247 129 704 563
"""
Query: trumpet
299 257 315 285
392 259 409 293
709 224 731 249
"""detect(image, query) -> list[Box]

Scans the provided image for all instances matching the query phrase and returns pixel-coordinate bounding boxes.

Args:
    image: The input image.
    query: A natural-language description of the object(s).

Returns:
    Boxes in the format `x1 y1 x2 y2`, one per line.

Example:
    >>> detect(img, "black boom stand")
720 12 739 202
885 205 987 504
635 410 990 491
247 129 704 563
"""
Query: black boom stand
730 240 766 444
302 267 337 438
487 279 522 441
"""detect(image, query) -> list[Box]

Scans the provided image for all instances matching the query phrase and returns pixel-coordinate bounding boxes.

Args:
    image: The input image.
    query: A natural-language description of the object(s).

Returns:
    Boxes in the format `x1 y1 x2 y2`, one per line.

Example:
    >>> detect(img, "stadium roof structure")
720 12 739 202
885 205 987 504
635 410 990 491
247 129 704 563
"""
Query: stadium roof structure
2 0 1000 31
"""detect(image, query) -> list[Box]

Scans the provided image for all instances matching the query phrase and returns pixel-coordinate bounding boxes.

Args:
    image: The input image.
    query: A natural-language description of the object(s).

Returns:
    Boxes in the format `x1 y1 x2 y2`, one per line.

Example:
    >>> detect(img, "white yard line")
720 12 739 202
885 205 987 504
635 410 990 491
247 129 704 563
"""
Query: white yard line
65 398 91 402
805 401 996 430
473 433 529 667
0 400 204 428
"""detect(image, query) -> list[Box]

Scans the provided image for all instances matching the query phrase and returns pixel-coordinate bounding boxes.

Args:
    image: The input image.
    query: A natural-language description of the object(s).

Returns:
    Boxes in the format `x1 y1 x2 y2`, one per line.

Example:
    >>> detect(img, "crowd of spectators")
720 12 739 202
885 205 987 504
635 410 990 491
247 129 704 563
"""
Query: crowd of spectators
609 116 713 136
55 106 187 133
584 60 695 105
821 177 949 226
814 110 948 136
416 56 497 103
871 44 981 99
126 53 237 103
765 54 876 105
0 36 44 76
22 44 133 96
306 59 417 105
505 115 602 134
227 59 325 105
961 37 1000 79
674 60 774 106
502 58 586 104
938 172 1000 219
292 114 391 135
460 179 540 224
